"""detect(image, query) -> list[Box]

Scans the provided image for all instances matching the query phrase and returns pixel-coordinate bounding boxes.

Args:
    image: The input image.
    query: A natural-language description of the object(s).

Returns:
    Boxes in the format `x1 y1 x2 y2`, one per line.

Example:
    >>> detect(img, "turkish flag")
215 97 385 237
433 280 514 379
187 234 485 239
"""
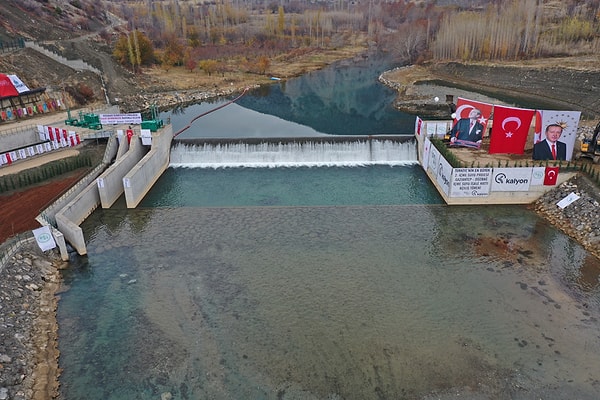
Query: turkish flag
454 97 494 133
544 166 559 185
0 74 19 98
489 105 535 154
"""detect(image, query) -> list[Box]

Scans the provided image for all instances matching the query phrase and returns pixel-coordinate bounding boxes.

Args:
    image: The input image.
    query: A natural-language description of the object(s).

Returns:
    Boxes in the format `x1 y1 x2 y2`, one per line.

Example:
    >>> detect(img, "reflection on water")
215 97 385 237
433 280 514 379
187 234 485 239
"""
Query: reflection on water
57 167 600 399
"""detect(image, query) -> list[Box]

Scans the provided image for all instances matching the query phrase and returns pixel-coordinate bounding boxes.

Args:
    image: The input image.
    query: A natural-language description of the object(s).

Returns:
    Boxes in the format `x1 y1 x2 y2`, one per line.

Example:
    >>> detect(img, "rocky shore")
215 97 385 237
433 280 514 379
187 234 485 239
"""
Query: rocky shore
532 174 600 260
0 242 61 400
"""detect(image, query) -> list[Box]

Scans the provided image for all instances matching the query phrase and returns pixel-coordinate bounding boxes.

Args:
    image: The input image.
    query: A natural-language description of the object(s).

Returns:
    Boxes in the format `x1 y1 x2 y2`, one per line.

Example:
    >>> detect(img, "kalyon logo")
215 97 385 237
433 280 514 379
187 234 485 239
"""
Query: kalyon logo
494 173 529 185
437 163 450 185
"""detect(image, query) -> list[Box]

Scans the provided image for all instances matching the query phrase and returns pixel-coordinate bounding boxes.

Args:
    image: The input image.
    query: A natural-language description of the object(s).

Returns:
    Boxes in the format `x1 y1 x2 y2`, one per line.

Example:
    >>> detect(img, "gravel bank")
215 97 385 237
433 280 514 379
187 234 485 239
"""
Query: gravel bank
532 174 600 260
0 242 62 400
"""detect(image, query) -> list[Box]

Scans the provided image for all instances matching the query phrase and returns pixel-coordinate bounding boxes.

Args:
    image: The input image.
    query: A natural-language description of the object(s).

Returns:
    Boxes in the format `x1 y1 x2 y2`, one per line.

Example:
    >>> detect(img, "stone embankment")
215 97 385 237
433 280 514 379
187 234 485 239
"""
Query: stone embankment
119 84 260 113
0 243 61 400
532 174 600 260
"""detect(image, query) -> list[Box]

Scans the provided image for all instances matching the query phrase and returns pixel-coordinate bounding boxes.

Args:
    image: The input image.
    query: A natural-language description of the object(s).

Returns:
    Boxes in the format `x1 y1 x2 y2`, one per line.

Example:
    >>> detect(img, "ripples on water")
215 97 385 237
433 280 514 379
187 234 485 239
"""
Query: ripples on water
57 166 600 400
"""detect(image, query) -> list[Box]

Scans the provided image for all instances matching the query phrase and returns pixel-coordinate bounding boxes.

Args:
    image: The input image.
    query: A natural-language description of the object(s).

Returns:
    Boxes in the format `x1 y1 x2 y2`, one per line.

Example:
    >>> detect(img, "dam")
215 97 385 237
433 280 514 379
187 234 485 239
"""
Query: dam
31 119 574 258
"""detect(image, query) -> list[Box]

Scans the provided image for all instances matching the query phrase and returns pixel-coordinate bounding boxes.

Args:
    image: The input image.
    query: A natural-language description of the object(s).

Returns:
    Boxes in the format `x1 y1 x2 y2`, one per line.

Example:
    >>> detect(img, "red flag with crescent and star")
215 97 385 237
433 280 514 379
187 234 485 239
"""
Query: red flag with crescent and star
454 98 493 134
489 105 535 154
543 166 559 185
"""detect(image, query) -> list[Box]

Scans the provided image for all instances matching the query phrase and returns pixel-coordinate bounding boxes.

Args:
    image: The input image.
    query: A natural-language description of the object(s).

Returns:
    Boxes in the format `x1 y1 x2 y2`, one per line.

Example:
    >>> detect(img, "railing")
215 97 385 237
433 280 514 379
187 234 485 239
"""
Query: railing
0 38 25 53
0 123 38 138
0 232 35 273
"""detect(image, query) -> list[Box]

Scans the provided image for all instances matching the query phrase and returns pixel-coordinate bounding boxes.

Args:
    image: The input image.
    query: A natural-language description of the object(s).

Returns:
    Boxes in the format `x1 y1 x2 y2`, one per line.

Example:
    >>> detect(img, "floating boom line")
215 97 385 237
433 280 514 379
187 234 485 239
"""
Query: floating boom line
172 87 251 138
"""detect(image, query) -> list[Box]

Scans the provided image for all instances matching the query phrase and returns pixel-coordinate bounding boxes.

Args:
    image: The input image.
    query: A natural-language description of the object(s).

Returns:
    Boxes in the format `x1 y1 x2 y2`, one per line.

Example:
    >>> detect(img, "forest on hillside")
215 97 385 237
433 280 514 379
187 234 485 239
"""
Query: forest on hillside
9 0 600 73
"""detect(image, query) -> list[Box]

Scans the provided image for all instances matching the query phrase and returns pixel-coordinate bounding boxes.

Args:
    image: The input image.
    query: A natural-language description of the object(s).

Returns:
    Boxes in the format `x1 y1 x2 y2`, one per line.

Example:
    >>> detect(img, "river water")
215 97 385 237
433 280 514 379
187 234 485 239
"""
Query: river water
56 57 600 399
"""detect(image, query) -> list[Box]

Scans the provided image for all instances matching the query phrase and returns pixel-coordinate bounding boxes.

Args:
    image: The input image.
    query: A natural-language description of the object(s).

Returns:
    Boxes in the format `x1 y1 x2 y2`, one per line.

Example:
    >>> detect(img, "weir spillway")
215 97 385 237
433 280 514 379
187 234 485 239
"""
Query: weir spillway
170 135 418 167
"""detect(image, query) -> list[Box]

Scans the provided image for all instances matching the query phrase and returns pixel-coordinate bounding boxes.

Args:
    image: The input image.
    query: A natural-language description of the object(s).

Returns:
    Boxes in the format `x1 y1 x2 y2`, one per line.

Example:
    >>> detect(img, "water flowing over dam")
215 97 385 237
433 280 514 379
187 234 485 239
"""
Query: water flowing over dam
170 136 417 167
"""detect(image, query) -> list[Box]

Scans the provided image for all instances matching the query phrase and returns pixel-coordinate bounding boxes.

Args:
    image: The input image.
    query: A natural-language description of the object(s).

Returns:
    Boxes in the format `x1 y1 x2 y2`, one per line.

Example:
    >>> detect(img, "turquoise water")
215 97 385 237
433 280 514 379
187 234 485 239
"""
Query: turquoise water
140 165 439 207
57 165 600 400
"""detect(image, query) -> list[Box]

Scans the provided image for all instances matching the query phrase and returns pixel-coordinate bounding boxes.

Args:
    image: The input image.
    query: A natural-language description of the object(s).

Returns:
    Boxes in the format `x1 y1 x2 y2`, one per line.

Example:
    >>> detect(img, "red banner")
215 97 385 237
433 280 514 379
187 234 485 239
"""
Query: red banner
489 105 535 154
544 166 559 186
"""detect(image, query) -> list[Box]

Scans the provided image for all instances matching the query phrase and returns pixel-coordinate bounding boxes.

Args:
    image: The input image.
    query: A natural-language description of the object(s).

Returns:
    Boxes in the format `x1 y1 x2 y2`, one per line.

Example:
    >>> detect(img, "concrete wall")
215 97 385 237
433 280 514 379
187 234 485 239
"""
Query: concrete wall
124 125 173 208
0 124 41 151
425 168 576 205
416 131 578 205
97 135 147 208
37 133 119 258
55 180 101 256
37 134 119 227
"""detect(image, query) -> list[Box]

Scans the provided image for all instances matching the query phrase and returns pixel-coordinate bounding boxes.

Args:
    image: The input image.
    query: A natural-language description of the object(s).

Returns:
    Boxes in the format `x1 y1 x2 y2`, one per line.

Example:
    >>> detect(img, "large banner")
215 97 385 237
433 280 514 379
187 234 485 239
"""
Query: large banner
489 105 535 154
534 110 580 161
99 113 142 125
453 97 494 134
450 168 492 197
491 168 532 191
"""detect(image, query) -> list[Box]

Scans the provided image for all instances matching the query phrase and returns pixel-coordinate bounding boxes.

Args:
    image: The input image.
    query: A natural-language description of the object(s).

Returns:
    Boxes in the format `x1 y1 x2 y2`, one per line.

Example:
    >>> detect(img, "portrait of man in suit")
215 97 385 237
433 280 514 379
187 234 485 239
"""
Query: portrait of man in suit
449 108 484 145
532 123 567 161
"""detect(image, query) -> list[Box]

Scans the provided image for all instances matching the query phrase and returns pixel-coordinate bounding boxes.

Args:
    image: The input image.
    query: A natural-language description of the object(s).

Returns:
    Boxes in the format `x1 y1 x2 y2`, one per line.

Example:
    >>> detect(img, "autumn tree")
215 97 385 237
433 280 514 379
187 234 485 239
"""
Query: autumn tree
160 34 185 71
113 30 154 71
183 48 198 72
199 59 218 76
256 56 270 75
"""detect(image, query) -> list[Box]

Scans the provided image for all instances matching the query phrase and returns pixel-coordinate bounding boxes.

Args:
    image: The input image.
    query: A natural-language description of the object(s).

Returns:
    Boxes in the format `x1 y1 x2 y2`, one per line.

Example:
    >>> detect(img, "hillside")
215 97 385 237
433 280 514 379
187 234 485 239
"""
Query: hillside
1 0 600 119
0 0 371 113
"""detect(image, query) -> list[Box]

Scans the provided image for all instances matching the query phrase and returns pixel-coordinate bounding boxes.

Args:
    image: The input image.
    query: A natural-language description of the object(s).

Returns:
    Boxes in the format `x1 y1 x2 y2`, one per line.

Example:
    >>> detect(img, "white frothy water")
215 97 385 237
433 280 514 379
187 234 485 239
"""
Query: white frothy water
169 139 418 168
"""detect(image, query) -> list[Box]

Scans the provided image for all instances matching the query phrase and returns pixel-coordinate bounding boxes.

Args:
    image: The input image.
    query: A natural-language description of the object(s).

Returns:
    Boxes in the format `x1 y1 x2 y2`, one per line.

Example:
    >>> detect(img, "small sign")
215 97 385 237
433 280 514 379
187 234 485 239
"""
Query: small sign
557 192 580 209
33 226 57 251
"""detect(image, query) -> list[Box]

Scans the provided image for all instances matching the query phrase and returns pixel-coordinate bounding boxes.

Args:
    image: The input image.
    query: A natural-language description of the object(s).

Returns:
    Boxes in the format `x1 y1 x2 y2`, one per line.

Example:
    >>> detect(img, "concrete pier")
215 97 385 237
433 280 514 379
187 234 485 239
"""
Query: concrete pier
124 124 173 208
97 135 148 208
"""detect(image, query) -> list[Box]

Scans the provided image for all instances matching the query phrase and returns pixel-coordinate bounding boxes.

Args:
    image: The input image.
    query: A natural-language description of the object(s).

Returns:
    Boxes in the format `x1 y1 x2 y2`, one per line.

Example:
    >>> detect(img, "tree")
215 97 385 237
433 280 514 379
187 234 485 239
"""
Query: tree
183 49 198 72
256 56 270 74
161 34 185 70
113 30 154 71
199 59 218 76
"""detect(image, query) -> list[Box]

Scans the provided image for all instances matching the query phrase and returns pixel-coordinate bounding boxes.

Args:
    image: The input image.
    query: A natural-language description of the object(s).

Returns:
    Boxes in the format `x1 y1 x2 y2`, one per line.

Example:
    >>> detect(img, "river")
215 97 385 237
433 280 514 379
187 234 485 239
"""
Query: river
55 56 600 400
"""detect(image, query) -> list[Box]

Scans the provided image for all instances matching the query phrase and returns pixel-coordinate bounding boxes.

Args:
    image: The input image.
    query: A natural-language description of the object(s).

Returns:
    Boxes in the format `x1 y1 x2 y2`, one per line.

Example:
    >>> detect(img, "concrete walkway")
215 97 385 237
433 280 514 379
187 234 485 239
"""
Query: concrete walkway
0 149 80 177
0 110 79 177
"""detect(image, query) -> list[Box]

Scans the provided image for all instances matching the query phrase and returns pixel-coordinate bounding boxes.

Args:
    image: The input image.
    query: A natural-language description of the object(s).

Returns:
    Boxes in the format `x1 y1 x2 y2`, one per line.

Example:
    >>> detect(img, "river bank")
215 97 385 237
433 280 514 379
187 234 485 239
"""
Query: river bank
0 242 62 400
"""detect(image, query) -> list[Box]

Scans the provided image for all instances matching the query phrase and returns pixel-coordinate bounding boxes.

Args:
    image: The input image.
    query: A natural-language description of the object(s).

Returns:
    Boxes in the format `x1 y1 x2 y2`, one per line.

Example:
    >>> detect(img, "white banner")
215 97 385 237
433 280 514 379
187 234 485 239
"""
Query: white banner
33 226 57 251
99 113 142 125
435 154 453 196
491 168 532 192
450 168 492 197
422 137 432 172
8 74 30 93
141 129 153 145
37 125 46 141
426 121 450 138
427 143 440 175
530 167 546 186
